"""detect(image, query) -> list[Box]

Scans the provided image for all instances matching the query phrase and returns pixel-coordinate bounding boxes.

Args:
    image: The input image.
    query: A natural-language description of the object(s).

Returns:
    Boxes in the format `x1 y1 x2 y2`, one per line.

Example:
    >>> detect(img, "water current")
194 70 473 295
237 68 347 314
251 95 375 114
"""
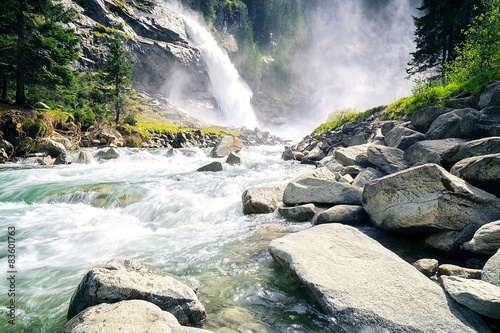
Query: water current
0 146 342 332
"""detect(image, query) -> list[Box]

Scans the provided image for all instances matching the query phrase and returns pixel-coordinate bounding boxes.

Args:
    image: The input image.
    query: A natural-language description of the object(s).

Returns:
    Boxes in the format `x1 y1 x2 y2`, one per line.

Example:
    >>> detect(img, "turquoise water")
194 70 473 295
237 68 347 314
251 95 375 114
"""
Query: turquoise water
0 146 340 332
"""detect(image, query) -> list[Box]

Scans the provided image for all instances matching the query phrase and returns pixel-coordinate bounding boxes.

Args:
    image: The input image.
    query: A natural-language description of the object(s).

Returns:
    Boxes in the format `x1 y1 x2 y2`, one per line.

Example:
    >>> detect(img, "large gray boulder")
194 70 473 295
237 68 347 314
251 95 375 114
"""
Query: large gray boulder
443 276 500 319
463 220 500 254
362 164 500 234
36 138 68 164
314 205 368 226
450 153 500 195
77 151 95 164
0 138 13 154
384 125 425 150
60 300 211 333
242 187 283 215
278 204 317 222
210 135 243 158
404 139 468 166
334 144 370 167
482 249 500 287
411 106 453 133
445 96 477 110
478 81 500 109
269 224 489 332
442 137 500 167
460 106 500 139
67 259 207 326
95 147 119 160
366 145 409 174
425 108 473 140
283 167 362 206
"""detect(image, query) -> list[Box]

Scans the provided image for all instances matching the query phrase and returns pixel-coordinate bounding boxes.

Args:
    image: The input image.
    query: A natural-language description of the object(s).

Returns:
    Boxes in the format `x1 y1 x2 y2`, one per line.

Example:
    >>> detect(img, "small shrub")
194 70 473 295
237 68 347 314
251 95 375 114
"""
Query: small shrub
125 134 142 148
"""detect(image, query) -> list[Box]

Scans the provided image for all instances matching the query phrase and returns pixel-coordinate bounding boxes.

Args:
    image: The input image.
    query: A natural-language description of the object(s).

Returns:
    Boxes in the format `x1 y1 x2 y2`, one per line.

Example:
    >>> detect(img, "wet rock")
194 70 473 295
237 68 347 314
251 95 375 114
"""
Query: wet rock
61 300 210 333
404 139 468 166
334 144 369 167
269 224 489 332
463 220 500 254
242 187 283 215
443 276 500 319
226 152 241 165
450 153 500 196
482 249 500 287
210 135 243 158
411 106 453 133
67 259 207 326
442 137 500 167
478 81 500 109
197 161 223 172
281 147 296 161
314 205 368 226
425 108 473 140
95 147 119 161
362 164 500 234
367 145 409 174
384 125 425 150
438 264 482 279
278 203 317 222
412 259 439 277
37 156 53 165
352 167 385 188
283 167 362 206
77 151 94 164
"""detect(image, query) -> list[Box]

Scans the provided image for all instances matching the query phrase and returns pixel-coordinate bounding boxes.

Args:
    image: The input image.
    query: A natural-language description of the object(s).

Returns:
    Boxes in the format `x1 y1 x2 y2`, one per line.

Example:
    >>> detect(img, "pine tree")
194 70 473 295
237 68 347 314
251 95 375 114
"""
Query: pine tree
407 0 477 78
101 34 134 123
0 0 80 105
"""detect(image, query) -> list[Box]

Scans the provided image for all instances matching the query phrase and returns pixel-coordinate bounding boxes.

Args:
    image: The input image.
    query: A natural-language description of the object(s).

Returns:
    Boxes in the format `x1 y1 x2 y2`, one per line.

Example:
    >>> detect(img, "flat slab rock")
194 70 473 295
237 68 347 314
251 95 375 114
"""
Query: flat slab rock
268 224 489 332
67 259 206 326
60 300 211 333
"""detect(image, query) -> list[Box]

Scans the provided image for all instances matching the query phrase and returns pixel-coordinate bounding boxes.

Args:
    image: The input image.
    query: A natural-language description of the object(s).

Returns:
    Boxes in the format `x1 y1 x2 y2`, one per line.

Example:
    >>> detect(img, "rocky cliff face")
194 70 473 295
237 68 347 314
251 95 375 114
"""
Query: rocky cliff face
62 0 209 97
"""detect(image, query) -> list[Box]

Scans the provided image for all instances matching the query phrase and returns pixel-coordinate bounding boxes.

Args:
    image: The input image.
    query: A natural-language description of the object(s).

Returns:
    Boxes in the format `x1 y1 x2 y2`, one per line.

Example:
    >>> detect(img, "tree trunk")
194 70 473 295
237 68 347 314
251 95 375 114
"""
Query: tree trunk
14 66 26 105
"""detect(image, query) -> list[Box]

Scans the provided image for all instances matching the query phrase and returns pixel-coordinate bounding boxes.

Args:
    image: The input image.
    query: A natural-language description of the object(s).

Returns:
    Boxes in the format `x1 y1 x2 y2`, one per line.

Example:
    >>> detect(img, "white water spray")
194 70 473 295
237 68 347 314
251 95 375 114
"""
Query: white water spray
183 17 259 129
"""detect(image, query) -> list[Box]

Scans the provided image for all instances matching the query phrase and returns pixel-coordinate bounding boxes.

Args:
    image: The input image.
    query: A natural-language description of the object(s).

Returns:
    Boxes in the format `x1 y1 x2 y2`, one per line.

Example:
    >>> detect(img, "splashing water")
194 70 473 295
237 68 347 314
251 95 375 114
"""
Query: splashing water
183 17 259 129
0 146 344 332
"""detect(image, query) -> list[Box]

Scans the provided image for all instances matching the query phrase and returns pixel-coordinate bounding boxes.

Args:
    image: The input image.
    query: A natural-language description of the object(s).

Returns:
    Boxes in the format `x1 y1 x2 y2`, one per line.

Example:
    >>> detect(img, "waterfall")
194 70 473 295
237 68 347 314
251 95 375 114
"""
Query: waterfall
183 17 259 129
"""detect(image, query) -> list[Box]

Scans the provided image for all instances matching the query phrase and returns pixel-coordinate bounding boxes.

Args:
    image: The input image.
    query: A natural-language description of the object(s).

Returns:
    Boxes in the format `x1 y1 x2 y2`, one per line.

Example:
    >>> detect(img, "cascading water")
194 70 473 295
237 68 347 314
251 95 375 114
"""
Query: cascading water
0 147 342 332
182 17 259 129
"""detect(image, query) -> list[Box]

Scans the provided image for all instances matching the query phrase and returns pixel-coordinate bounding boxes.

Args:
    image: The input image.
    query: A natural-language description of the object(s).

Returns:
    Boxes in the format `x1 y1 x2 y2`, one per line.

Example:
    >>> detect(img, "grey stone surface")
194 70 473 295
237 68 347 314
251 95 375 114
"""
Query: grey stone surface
444 276 500 319
442 137 500 167
36 138 68 164
283 167 362 205
404 139 468 166
197 161 223 172
483 248 500 287
367 145 409 174
67 259 206 326
438 264 482 279
463 220 500 254
425 108 473 140
460 106 500 139
411 106 453 133
95 147 119 160
413 259 439 277
241 187 283 215
384 125 425 150
60 300 211 333
352 167 385 188
424 231 463 253
450 153 500 196
314 205 368 226
278 204 317 222
269 224 489 332
334 144 370 167
225 152 241 165
210 135 243 158
478 81 500 109
77 151 94 164
445 96 477 110
362 164 500 234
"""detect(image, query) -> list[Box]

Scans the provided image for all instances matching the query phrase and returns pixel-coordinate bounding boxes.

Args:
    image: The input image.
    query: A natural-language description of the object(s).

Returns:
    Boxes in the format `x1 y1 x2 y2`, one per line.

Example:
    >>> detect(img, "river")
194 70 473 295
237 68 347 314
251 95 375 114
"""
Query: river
0 146 342 332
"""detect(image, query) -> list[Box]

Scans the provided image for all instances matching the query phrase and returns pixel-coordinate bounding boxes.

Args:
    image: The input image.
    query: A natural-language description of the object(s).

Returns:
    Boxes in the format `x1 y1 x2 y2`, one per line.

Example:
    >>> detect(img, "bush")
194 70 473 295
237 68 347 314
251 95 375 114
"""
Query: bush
125 134 142 147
